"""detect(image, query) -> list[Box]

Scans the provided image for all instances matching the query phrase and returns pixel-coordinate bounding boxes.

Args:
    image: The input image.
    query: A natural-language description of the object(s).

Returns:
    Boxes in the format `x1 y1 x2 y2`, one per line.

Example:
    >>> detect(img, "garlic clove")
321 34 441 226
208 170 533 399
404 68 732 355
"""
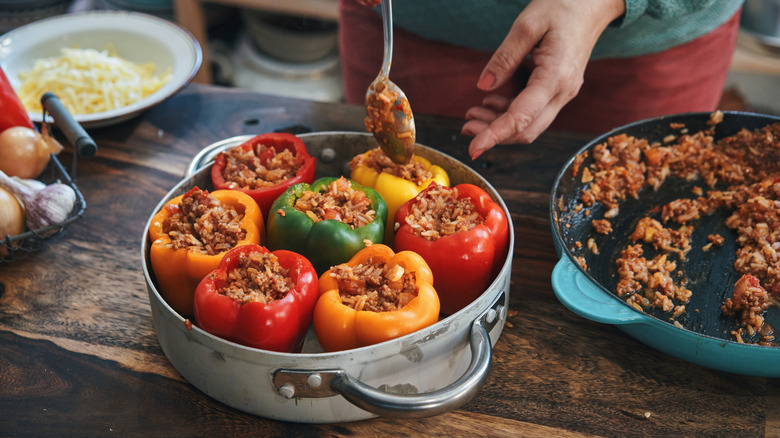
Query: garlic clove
25 182 77 230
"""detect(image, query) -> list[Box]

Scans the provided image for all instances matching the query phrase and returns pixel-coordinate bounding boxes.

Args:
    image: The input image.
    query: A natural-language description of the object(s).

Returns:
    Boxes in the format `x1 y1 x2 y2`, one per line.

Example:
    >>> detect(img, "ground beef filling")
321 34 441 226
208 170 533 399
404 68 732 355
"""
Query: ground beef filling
219 143 303 189
328 259 417 312
219 251 293 304
164 188 246 255
294 177 375 228
403 185 484 240
574 113 780 344
350 147 432 185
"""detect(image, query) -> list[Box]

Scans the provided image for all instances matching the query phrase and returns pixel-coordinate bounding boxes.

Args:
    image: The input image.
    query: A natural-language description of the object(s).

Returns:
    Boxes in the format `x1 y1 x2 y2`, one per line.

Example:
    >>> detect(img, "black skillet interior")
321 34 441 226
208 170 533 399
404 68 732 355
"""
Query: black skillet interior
551 111 780 345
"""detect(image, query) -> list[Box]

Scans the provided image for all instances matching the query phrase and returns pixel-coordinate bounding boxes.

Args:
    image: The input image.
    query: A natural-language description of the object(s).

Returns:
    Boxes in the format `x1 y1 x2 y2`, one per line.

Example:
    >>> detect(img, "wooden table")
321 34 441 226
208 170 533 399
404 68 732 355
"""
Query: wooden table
1 83 778 437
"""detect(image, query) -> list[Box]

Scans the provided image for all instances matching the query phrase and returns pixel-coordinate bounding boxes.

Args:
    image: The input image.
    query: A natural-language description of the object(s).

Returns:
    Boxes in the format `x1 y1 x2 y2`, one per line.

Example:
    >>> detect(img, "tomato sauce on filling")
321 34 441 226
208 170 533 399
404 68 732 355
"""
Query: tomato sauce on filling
329 259 417 312
294 177 375 228
350 147 432 185
219 251 293 304
403 185 484 240
164 188 246 255
220 143 303 189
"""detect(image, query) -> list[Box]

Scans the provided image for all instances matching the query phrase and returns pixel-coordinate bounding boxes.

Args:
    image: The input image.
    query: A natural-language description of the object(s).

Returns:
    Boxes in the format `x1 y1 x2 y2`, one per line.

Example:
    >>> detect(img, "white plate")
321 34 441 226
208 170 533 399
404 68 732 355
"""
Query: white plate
0 11 202 128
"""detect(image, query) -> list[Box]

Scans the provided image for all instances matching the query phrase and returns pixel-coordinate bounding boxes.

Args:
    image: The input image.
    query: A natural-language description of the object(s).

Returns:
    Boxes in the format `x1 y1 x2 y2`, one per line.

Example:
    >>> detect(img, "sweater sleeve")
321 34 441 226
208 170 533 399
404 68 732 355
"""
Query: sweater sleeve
617 0 723 27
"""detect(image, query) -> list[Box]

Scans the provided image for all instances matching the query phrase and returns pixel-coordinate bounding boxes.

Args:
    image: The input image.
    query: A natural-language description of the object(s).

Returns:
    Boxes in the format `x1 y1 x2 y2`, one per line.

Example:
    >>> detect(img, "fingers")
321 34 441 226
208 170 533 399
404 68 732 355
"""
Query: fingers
477 13 544 92
465 75 574 159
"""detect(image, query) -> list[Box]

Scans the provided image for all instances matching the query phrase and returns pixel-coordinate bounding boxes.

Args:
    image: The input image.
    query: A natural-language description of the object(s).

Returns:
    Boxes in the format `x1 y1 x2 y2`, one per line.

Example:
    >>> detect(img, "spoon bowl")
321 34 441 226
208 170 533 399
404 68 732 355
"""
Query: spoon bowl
364 0 416 164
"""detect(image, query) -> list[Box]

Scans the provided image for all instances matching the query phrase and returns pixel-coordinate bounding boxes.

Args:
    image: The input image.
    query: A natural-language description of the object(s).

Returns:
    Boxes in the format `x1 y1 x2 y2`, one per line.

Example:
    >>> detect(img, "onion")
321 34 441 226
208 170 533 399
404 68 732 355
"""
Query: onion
0 186 24 238
0 126 63 179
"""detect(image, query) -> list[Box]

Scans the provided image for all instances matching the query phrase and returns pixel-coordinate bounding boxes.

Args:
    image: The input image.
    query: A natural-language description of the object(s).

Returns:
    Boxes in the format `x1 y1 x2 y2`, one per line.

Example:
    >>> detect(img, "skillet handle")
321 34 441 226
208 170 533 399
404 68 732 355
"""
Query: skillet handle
551 257 647 324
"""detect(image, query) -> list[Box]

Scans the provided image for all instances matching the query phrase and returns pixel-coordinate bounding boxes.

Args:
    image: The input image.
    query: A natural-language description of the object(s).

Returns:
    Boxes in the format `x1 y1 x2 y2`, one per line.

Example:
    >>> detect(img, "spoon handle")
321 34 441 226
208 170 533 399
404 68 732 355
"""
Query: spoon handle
380 0 393 78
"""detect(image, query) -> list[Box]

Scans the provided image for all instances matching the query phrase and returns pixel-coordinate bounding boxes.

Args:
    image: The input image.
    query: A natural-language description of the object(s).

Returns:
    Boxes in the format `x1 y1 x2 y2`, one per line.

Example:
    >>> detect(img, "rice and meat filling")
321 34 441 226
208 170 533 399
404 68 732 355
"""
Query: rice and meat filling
403 185 484 240
164 188 246 255
294 177 376 228
364 80 414 144
328 258 418 312
220 143 303 189
219 251 293 305
350 147 432 185
576 116 780 344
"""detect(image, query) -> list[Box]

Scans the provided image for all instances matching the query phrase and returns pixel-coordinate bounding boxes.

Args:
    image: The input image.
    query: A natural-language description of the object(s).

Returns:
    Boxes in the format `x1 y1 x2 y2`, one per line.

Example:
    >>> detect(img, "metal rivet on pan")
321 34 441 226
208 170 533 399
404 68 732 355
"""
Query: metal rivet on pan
485 308 497 324
307 374 322 388
278 383 295 399
319 148 337 163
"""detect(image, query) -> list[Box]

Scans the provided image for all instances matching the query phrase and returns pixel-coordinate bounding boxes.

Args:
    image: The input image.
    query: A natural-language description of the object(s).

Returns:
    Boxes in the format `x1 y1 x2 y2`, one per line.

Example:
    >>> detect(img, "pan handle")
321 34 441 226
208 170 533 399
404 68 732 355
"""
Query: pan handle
551 257 648 325
330 316 493 418
272 291 504 418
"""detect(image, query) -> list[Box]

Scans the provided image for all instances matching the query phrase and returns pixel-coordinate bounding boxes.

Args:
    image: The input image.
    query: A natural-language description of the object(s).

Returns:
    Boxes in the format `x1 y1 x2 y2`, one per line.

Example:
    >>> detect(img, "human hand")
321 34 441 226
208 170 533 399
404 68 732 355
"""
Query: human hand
463 0 625 159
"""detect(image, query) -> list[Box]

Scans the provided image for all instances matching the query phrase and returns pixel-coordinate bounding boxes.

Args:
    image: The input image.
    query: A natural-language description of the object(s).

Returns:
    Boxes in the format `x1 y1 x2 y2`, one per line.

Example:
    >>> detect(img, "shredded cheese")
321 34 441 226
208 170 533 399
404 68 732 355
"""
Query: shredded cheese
17 46 172 116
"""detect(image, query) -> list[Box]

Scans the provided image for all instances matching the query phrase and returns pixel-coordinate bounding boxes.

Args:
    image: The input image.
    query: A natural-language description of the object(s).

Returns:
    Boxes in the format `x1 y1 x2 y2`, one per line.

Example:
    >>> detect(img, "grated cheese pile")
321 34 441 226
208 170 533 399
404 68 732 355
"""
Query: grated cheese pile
17 46 172 116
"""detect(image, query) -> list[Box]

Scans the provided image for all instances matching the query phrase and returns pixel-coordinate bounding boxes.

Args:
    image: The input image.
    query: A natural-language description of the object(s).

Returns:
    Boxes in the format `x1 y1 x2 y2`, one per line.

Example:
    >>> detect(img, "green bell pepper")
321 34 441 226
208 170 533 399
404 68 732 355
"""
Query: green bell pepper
266 176 388 274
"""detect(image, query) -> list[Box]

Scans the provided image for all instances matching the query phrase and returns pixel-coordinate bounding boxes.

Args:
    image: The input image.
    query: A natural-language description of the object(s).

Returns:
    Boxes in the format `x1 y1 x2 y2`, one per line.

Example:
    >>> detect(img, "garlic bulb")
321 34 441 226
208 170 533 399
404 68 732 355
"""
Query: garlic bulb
0 169 76 230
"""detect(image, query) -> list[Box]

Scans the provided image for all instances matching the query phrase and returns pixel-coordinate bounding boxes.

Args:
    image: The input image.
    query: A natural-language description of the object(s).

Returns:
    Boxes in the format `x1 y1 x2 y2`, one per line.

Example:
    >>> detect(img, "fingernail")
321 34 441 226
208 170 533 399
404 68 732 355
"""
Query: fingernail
477 72 495 91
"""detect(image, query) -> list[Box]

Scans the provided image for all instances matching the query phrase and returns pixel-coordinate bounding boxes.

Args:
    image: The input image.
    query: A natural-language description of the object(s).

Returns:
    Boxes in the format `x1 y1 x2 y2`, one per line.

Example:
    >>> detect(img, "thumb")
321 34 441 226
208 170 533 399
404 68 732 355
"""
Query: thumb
477 14 543 91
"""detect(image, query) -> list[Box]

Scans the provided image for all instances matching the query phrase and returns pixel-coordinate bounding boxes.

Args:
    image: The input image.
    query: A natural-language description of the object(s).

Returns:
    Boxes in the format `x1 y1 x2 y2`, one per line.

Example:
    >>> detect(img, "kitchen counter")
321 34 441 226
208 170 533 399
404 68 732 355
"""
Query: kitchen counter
1 83 778 436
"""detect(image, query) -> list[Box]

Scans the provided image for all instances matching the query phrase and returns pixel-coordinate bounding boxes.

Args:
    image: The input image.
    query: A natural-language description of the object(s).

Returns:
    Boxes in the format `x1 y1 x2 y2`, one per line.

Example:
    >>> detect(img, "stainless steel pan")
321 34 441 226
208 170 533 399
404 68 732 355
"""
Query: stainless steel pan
142 132 514 422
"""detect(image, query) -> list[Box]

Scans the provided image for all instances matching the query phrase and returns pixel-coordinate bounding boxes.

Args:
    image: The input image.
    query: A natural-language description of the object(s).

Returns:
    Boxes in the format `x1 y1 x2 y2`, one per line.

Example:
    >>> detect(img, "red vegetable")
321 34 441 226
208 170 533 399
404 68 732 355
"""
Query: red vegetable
210 132 316 217
393 183 509 315
193 244 318 352
0 67 33 132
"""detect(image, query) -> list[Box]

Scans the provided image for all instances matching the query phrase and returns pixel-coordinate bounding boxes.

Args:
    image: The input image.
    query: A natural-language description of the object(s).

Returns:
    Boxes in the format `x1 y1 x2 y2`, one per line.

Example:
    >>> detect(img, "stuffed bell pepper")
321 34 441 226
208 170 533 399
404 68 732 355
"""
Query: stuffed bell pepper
349 147 448 243
313 244 440 352
148 187 264 316
266 176 388 273
393 183 509 315
211 132 316 217
193 244 318 352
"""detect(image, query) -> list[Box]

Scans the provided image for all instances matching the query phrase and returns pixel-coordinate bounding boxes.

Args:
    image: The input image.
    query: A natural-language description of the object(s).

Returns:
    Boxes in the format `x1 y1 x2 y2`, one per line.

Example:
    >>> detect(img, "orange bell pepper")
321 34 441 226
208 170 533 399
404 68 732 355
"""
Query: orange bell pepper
148 187 264 316
313 244 440 352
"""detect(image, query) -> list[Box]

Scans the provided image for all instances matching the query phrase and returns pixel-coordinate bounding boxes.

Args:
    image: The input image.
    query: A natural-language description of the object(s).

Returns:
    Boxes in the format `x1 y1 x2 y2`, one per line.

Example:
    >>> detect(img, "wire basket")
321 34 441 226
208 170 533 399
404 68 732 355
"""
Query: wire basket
1 93 96 262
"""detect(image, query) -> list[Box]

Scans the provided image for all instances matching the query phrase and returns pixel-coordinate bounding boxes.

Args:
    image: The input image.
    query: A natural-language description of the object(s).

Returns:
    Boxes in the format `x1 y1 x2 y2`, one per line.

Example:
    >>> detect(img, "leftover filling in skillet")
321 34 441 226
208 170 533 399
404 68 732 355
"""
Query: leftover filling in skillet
293 176 376 228
163 188 246 255
218 251 293 304
328 258 418 312
573 112 780 345
219 142 304 188
350 147 432 185
402 184 484 240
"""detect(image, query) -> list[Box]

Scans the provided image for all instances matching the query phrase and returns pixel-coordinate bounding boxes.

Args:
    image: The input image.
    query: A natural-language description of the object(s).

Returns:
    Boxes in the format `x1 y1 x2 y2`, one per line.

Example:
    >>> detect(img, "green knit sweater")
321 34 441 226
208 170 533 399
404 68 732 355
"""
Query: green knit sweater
390 0 744 59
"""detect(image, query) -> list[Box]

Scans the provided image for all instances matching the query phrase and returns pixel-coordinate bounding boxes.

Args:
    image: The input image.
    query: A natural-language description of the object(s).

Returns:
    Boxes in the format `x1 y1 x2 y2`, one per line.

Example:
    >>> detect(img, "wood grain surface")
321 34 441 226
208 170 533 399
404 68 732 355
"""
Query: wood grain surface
1 84 778 437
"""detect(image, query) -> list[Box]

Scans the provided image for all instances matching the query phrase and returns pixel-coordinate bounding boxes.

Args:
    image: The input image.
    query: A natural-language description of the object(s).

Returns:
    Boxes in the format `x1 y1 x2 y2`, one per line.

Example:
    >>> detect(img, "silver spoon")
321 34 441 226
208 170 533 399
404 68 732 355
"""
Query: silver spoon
364 0 416 164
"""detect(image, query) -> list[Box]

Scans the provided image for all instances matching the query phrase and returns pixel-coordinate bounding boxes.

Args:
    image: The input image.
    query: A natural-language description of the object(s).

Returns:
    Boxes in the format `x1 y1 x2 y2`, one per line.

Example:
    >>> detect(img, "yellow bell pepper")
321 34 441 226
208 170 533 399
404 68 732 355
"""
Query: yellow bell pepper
350 151 449 243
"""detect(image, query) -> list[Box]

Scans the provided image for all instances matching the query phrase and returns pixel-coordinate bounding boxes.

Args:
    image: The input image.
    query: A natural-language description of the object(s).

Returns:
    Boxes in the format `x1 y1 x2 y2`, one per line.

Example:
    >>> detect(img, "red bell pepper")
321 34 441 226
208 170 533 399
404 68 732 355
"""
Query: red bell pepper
393 183 509 315
193 244 319 352
210 132 316 217
0 66 33 132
